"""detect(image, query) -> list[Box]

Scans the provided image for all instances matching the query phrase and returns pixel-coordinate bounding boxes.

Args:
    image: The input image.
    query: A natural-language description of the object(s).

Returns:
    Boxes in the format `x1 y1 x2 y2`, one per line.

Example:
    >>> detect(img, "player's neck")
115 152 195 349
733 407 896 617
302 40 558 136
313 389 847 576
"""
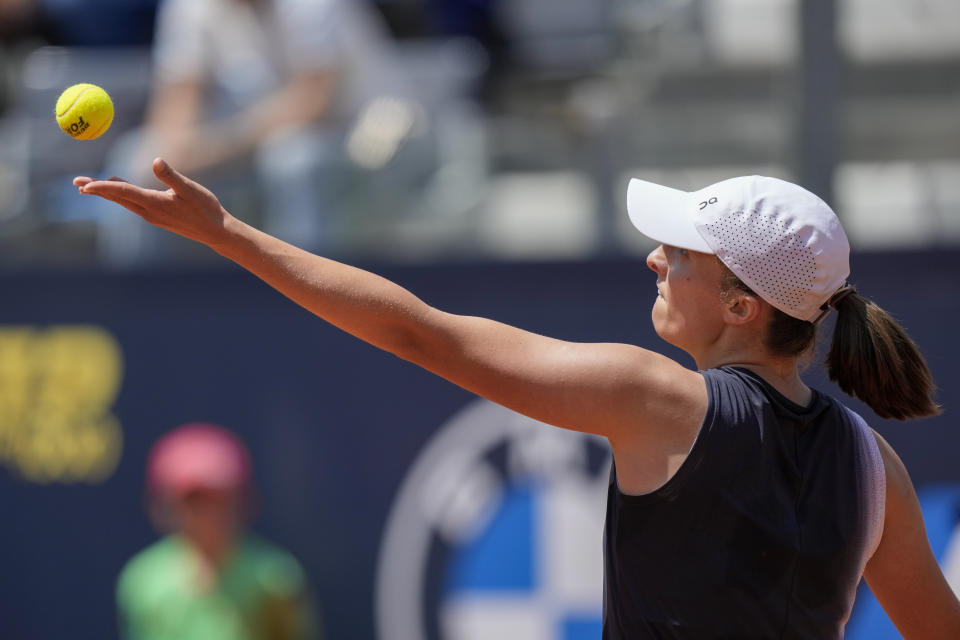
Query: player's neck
716 359 811 407
695 345 811 407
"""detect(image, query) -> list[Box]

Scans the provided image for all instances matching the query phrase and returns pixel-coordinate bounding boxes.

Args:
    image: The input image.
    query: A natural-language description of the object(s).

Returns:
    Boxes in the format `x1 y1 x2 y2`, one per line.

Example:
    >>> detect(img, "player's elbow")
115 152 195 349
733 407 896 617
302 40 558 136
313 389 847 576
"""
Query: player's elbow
387 308 456 369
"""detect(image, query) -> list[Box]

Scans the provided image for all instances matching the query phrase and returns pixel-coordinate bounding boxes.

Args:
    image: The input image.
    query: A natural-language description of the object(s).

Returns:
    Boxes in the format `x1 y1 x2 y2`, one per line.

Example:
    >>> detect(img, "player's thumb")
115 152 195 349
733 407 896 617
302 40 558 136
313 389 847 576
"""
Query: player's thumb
152 157 191 192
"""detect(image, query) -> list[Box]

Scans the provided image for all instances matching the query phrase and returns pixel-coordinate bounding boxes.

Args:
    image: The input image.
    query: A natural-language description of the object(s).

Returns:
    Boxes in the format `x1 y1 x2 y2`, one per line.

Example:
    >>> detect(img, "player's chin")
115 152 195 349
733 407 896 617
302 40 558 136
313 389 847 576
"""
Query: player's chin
650 305 670 338
651 292 671 316
650 306 682 342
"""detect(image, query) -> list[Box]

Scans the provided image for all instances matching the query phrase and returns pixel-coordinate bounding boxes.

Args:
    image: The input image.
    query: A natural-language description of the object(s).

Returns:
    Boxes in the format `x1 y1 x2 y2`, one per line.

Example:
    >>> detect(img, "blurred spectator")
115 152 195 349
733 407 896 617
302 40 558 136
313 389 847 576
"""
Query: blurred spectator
371 0 505 102
100 0 400 264
116 423 319 640
0 0 158 47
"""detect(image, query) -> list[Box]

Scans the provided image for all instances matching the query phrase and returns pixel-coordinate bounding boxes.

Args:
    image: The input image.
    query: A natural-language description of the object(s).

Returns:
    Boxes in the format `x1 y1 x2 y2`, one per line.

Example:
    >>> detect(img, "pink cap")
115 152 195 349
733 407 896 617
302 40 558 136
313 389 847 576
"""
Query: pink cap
146 423 252 498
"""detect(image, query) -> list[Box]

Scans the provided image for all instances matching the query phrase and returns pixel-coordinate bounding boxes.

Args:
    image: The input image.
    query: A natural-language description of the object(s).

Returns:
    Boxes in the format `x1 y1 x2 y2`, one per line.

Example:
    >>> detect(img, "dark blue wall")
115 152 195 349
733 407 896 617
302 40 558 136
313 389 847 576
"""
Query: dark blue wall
0 249 958 639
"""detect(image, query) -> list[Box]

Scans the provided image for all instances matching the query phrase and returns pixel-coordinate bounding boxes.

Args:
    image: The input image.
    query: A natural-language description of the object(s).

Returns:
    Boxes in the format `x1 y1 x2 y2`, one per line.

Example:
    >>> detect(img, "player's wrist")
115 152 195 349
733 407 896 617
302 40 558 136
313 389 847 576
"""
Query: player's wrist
207 212 249 252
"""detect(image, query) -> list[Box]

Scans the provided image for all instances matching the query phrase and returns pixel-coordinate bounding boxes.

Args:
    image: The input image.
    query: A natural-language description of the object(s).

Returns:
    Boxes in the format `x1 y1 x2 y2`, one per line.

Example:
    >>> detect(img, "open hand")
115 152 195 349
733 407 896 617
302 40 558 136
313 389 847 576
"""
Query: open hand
74 158 237 248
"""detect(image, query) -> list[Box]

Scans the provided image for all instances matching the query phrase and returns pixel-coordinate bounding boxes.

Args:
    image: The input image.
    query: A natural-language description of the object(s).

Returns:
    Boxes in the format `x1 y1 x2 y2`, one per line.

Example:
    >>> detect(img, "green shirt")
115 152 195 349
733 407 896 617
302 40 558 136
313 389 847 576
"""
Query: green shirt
116 534 318 640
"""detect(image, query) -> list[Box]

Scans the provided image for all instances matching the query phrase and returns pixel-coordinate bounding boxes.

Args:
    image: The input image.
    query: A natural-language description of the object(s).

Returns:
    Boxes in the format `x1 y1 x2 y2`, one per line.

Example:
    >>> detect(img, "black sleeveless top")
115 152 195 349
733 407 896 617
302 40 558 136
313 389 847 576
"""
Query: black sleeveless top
602 367 885 639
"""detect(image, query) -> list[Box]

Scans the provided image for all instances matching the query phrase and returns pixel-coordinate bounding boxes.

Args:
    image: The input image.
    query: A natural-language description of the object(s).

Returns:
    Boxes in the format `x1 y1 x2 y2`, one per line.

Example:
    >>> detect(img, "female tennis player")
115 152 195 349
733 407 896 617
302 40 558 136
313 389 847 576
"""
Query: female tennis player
75 159 960 639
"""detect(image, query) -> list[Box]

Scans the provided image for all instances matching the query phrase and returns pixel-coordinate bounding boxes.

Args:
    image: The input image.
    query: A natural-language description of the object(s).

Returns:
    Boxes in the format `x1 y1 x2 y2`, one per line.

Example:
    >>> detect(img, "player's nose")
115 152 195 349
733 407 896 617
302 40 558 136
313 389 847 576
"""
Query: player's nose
646 245 667 277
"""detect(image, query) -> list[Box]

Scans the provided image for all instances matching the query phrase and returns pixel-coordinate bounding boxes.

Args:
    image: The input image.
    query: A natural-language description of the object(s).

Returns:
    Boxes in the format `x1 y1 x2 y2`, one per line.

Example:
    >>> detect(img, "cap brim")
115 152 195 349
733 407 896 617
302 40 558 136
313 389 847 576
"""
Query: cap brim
626 179 714 253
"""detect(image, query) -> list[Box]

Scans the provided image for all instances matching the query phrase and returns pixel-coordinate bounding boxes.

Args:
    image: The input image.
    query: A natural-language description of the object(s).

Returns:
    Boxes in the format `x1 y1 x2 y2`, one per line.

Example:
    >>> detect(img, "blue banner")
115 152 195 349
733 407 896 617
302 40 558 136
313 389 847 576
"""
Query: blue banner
1 250 958 639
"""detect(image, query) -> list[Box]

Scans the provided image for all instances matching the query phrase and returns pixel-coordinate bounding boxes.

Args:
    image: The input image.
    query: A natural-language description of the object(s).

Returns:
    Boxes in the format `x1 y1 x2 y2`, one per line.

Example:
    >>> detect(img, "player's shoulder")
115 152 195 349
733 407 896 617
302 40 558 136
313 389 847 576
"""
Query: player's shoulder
869 429 912 494
614 342 703 389
609 342 706 410
606 344 706 442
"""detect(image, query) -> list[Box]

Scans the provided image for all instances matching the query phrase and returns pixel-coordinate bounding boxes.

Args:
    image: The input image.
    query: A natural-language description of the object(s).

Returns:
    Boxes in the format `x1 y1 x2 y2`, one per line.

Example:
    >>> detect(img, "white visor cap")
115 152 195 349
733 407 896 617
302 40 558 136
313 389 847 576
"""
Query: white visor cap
627 175 850 322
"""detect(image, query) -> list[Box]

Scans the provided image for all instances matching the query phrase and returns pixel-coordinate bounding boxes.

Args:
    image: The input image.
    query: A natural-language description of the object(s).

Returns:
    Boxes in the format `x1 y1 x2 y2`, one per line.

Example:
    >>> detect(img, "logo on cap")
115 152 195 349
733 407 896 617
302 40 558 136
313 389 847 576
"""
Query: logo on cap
698 197 718 210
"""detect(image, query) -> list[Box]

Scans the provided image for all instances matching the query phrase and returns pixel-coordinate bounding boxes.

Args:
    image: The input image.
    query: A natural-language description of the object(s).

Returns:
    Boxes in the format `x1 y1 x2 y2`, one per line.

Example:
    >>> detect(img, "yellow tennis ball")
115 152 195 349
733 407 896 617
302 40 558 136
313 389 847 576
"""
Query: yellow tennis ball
55 83 114 141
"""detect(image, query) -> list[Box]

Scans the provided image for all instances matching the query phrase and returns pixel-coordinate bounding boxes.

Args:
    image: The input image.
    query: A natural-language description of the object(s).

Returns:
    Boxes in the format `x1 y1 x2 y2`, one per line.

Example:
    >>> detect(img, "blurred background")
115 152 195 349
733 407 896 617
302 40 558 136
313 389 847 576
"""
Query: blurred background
0 0 958 639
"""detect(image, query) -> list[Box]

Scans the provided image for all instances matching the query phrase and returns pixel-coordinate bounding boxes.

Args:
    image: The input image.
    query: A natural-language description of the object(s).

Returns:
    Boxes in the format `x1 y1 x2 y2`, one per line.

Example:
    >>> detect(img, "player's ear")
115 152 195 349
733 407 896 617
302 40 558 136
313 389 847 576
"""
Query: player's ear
722 290 762 326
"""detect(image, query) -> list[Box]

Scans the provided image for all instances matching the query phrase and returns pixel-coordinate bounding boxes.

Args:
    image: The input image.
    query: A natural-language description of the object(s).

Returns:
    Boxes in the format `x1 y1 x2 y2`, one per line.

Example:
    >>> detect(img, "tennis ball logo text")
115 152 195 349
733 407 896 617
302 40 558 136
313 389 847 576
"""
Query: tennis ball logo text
66 115 89 137
0 326 124 483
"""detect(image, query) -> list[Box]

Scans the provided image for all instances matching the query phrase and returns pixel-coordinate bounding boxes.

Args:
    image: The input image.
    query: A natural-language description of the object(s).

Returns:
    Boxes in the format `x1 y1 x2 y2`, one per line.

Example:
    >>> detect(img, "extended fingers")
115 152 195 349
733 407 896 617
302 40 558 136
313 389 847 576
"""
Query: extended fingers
73 175 129 187
152 158 199 196
76 178 156 217
79 179 159 207
78 185 147 217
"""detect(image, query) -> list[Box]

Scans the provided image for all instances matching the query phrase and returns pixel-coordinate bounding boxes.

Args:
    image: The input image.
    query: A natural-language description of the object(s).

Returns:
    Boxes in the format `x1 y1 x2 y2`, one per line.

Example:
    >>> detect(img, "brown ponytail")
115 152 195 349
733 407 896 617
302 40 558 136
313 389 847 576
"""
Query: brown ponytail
827 293 940 420
718 261 940 420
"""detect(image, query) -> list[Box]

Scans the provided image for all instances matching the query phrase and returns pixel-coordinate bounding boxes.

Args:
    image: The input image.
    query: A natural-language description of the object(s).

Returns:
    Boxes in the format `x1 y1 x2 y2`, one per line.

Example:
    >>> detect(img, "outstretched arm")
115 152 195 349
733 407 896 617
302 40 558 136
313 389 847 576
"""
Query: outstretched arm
74 160 705 446
865 431 960 639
